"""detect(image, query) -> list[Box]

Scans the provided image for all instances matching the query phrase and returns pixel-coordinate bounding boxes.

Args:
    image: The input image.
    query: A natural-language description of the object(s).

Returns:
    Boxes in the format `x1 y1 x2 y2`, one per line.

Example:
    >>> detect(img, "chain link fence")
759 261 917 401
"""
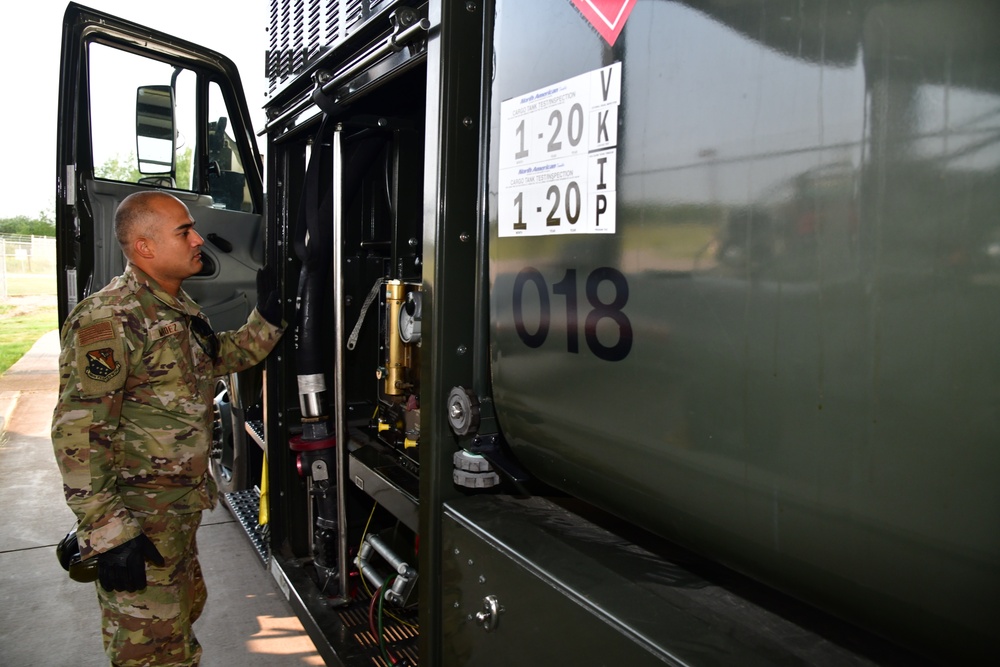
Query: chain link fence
0 234 57 298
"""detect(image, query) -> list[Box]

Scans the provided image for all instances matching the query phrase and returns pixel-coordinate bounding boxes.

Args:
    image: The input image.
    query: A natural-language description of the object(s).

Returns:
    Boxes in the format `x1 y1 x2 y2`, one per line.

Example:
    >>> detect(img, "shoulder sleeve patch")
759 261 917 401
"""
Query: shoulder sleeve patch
77 320 115 346
75 318 127 397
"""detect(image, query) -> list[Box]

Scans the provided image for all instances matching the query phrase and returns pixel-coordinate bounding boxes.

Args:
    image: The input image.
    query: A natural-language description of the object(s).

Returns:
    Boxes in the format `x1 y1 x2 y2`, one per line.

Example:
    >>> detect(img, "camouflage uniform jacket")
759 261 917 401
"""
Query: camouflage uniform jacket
52 265 283 560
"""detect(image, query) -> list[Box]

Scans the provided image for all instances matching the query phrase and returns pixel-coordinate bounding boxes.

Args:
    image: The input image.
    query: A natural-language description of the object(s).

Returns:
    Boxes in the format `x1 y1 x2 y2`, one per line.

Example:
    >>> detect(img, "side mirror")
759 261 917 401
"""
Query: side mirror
136 85 175 175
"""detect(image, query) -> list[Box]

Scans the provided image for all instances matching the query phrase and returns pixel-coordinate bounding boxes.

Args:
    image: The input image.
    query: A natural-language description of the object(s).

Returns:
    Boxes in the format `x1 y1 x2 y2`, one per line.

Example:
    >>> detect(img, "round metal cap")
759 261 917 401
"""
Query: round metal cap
446 386 480 436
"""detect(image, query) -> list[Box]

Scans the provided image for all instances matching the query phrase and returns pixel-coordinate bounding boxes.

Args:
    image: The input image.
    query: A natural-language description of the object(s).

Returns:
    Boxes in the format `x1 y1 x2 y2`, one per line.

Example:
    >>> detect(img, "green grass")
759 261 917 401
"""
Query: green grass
2 273 57 296
0 303 58 376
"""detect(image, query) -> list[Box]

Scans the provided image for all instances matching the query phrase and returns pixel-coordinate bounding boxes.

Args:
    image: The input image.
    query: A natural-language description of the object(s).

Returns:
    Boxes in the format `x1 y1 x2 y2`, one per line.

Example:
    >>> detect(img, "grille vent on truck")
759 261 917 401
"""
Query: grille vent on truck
267 0 399 97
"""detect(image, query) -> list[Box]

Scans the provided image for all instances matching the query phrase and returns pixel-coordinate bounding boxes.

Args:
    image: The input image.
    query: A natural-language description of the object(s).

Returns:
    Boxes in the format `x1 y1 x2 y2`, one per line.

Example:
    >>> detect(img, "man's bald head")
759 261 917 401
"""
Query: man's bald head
111 191 203 296
114 191 181 260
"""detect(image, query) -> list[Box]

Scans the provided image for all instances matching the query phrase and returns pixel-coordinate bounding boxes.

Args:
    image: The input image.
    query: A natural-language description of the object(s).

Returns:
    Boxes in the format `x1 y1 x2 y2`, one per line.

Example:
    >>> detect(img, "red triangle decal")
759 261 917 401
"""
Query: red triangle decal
570 0 637 46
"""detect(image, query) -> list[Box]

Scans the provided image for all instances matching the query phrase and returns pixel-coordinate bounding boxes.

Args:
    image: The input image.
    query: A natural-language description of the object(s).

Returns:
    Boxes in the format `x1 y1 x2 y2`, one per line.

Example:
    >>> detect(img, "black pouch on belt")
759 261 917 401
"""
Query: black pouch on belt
56 526 99 583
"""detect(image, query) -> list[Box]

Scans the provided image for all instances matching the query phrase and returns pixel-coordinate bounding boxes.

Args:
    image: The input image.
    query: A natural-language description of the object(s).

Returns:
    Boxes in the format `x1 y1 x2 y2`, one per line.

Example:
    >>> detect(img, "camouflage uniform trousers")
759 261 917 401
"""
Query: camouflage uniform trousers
97 511 205 667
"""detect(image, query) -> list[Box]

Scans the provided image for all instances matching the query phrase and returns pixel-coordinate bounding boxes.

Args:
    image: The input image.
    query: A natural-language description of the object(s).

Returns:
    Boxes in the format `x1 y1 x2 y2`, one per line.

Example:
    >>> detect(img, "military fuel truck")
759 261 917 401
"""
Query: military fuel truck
56 1 999 664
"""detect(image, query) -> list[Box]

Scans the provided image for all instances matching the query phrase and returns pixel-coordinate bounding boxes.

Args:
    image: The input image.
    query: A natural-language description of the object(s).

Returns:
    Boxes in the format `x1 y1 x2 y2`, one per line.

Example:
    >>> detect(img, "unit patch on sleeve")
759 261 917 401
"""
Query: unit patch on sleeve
85 348 121 382
75 317 127 396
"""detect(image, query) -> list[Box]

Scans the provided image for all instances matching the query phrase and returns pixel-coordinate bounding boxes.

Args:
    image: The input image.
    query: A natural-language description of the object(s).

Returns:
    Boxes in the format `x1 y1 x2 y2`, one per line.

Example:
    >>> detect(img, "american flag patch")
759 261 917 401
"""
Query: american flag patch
77 320 115 346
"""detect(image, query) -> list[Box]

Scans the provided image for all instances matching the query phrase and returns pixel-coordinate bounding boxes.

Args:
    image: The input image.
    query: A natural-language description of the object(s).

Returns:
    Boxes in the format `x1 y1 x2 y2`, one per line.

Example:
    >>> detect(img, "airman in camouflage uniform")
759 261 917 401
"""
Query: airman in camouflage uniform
52 191 284 666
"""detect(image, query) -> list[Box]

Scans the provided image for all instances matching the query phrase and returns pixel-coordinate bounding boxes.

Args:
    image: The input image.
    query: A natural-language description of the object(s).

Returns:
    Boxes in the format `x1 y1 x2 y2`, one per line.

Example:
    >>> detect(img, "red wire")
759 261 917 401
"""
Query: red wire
379 579 399 665
369 584 381 636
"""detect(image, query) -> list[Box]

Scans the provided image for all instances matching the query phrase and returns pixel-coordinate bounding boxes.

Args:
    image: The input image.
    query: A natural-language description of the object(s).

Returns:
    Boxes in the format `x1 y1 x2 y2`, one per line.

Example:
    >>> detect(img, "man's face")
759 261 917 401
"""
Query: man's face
145 197 204 284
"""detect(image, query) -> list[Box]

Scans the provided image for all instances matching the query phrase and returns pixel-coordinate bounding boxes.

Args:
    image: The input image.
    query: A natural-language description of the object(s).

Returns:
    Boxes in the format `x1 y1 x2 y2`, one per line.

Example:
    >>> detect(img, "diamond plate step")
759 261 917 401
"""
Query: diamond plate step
223 487 268 564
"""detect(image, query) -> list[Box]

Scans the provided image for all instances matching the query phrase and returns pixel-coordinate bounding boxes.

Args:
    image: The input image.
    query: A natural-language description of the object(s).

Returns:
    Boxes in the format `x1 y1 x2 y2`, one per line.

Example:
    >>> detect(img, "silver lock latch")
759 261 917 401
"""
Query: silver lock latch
474 594 503 632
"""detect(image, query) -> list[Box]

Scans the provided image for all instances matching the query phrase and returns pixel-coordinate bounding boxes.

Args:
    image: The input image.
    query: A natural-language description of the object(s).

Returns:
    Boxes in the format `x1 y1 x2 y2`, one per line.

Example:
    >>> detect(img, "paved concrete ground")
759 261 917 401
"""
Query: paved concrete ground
0 330 322 666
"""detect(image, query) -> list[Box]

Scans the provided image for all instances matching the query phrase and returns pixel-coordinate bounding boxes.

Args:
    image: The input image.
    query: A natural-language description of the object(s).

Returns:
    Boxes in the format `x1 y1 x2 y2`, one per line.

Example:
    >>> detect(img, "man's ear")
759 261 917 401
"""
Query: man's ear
134 237 155 260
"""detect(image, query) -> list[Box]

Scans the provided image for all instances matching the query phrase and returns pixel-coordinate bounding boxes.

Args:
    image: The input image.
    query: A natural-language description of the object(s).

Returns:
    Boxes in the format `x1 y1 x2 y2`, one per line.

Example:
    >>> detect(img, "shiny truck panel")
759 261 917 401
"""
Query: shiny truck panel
489 0 1000 661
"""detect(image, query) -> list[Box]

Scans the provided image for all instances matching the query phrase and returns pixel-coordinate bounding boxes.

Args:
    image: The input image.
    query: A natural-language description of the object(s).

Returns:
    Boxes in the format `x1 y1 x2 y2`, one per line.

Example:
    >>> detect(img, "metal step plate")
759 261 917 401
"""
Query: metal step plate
223 487 268 564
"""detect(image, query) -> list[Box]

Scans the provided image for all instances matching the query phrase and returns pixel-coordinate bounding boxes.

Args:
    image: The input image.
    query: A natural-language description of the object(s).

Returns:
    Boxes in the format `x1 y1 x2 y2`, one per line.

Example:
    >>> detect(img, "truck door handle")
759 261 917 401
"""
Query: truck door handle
206 233 233 253
475 595 503 632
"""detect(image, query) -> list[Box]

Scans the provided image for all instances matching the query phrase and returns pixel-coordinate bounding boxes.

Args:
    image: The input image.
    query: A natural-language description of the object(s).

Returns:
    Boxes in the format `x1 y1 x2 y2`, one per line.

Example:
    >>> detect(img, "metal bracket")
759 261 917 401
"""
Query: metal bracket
470 433 530 483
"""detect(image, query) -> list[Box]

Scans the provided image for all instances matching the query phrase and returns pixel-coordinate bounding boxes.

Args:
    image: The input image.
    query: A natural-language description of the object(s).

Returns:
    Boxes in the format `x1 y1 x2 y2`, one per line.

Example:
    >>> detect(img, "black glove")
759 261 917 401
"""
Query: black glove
97 533 165 593
256 266 282 326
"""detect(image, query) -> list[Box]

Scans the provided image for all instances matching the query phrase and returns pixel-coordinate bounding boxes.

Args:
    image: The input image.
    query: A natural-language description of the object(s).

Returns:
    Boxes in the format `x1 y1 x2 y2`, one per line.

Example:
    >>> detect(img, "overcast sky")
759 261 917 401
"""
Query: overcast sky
1 0 268 219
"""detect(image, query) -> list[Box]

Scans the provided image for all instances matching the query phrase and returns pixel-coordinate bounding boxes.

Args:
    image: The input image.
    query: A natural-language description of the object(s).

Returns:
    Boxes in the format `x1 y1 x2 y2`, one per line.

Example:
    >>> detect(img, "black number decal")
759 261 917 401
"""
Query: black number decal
565 181 581 225
541 183 581 228
547 109 563 152
511 267 632 360
546 185 561 226
513 268 550 348
515 119 529 160
513 191 526 231
545 104 584 153
584 268 633 361
567 103 584 147
552 269 579 353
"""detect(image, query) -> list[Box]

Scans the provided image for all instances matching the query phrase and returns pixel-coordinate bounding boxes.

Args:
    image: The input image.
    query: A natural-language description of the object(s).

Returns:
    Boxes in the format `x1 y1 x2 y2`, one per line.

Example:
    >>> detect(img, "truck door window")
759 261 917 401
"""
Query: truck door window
87 41 256 215
88 43 196 189
206 81 250 211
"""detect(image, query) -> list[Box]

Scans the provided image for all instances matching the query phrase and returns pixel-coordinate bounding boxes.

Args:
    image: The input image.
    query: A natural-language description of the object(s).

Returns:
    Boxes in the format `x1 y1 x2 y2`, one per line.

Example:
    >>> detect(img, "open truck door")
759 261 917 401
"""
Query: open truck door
55 2 266 493
55 2 263 333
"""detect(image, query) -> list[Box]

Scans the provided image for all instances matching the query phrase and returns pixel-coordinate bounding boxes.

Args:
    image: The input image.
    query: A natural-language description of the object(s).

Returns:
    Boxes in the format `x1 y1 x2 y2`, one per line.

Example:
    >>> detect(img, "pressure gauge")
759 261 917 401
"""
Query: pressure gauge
398 291 422 344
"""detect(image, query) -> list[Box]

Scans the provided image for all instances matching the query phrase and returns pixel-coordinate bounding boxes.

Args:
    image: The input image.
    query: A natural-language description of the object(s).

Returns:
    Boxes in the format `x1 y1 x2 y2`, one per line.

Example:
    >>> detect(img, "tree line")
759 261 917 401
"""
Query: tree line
0 212 55 237
2 147 196 239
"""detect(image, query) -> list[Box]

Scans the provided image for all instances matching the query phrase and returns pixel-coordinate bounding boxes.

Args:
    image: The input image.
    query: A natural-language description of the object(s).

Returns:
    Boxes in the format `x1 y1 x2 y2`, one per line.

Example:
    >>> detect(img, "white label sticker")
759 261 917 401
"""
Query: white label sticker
498 62 621 237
